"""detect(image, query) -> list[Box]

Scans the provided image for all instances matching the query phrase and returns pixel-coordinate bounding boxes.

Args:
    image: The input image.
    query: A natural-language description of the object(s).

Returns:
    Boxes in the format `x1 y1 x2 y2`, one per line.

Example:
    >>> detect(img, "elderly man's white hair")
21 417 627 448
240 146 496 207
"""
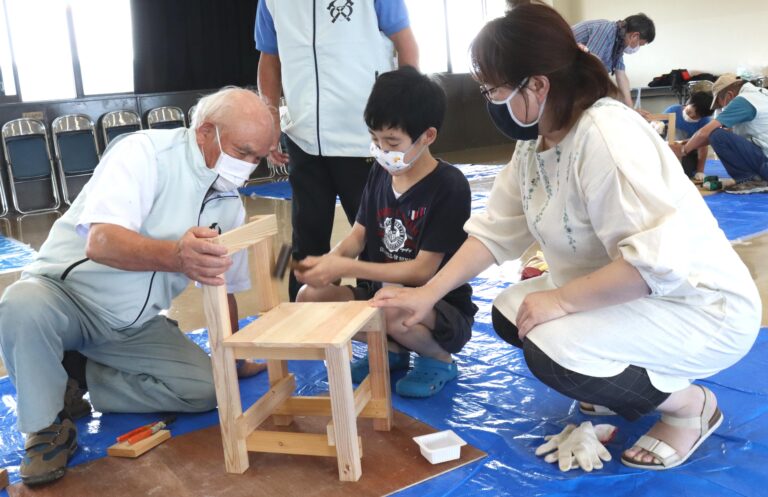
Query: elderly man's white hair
190 86 271 130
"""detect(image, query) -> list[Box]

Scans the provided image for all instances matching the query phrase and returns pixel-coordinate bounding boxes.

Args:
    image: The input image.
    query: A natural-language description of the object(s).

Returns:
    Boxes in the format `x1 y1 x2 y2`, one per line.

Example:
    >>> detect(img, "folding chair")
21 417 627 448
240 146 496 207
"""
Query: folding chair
101 110 142 148
187 105 197 127
0 169 8 217
202 215 392 482
52 114 101 205
146 106 186 129
1 118 61 215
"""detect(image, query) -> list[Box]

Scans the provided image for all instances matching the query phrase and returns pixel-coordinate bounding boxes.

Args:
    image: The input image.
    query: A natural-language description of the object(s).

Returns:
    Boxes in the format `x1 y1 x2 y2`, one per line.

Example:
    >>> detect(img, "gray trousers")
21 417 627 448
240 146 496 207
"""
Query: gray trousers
0 276 216 434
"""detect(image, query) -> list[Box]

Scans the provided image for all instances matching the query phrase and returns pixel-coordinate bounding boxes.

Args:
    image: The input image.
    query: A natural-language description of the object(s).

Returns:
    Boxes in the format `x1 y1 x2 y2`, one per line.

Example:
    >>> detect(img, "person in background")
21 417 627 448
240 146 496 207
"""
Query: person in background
673 73 768 194
572 13 655 108
662 91 714 181
255 0 419 301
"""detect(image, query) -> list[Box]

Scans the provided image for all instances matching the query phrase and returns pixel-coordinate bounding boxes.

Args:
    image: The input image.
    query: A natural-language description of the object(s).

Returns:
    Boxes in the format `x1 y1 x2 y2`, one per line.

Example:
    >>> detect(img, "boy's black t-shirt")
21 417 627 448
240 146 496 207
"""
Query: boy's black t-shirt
356 160 478 318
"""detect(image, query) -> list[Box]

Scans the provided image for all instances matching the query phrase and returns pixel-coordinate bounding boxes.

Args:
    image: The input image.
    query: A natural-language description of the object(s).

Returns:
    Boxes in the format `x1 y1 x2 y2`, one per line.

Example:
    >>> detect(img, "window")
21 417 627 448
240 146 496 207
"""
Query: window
5 0 76 101
0 0 15 96
406 0 508 74
0 0 133 102
71 0 133 96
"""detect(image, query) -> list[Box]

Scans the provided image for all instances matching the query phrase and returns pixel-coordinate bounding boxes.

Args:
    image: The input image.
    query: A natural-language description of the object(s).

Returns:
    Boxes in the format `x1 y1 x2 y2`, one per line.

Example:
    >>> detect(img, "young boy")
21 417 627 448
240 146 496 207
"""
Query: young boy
663 91 714 180
295 66 477 398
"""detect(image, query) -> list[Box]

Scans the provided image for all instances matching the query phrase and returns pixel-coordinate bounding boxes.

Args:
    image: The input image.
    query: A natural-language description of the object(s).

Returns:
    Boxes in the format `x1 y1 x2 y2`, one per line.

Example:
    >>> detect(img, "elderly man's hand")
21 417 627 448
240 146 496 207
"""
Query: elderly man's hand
176 227 232 286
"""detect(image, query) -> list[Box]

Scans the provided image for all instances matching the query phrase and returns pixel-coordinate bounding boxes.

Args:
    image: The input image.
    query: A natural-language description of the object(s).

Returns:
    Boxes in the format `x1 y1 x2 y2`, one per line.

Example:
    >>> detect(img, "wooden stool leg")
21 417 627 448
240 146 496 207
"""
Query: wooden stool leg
325 345 362 482
204 286 249 473
267 359 293 426
367 312 392 431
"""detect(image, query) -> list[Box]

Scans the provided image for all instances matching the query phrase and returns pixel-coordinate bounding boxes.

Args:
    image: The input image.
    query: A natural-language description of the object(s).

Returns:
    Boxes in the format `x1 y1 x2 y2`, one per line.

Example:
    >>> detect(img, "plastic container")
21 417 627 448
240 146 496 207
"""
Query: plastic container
412 430 467 464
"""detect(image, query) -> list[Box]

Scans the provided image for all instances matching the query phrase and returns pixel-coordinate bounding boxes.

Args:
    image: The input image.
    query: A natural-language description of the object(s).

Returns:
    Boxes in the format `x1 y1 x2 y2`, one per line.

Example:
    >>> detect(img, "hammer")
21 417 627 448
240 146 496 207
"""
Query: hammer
273 244 300 280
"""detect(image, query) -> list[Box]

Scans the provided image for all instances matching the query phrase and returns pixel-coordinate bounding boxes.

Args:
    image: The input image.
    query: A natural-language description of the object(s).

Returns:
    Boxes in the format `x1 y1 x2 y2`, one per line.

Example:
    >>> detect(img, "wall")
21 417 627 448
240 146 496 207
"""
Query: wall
567 0 768 88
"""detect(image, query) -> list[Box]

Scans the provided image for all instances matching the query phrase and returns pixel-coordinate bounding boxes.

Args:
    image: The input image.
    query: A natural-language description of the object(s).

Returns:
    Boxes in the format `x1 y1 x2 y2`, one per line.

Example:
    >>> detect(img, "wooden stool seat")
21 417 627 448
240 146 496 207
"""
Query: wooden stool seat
203 216 392 482
225 301 380 349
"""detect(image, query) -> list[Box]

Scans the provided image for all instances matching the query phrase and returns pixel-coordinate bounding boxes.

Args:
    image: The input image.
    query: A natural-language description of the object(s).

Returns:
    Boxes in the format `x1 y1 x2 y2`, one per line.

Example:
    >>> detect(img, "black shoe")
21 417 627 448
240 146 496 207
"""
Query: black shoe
62 378 91 420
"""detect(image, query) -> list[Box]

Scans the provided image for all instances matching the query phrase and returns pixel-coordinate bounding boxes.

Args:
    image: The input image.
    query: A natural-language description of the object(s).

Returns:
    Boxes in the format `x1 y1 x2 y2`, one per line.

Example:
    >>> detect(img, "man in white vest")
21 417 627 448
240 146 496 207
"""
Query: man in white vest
674 73 768 194
255 0 419 300
0 87 274 486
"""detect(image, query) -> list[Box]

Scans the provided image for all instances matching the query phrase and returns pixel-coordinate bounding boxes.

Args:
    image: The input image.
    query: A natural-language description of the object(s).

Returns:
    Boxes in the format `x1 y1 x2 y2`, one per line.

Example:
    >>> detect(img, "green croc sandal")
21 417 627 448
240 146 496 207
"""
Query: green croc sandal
20 418 78 486
396 356 458 398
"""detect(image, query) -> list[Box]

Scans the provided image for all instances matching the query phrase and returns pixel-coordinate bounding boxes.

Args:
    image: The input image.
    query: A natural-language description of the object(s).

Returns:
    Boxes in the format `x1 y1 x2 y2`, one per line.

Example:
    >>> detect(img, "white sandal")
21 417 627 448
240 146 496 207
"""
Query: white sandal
621 385 723 470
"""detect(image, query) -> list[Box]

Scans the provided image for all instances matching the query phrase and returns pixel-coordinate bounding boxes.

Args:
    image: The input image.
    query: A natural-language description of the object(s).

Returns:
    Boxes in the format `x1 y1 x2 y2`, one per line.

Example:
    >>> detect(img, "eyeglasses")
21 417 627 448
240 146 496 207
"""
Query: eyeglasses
479 78 530 103
479 82 510 102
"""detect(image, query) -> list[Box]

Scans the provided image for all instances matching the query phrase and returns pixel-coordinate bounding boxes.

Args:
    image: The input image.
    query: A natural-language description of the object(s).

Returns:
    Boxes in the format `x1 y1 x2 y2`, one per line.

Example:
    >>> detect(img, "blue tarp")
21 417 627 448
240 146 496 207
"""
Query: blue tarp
0 236 36 275
0 286 766 496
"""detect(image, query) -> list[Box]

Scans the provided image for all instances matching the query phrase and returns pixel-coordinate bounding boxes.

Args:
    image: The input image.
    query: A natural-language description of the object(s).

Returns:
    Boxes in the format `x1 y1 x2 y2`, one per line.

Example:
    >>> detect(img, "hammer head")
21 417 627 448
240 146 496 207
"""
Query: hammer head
273 244 293 280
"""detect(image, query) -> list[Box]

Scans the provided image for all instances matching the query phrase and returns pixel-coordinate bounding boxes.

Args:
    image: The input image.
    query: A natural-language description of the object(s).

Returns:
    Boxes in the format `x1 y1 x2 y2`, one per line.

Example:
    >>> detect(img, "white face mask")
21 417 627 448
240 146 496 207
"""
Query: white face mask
210 126 258 191
624 44 640 55
682 111 700 124
369 134 426 175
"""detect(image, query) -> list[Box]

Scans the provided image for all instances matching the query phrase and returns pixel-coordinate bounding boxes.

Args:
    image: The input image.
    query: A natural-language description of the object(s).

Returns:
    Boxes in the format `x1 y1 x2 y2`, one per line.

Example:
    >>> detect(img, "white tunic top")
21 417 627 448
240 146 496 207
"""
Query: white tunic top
465 98 761 392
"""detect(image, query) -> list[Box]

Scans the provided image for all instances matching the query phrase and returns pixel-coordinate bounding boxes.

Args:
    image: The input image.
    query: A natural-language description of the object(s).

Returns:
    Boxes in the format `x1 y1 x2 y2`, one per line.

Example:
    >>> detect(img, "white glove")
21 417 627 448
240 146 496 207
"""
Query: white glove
535 423 577 457
694 172 706 183
541 422 614 472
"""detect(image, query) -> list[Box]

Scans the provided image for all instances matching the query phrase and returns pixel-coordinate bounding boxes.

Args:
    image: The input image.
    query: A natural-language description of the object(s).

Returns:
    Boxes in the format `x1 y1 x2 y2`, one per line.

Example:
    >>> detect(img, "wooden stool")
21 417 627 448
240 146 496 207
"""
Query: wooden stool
202 215 392 482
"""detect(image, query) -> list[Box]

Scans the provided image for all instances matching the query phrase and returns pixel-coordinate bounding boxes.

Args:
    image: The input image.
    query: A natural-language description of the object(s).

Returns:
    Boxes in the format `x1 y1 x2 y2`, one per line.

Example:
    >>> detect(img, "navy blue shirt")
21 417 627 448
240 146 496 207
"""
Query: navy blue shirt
356 161 477 318
663 104 712 139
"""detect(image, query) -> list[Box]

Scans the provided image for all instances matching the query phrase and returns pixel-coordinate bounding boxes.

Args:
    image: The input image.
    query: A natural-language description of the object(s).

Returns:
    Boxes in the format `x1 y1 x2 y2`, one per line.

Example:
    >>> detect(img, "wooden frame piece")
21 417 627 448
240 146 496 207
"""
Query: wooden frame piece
646 112 677 144
215 215 277 255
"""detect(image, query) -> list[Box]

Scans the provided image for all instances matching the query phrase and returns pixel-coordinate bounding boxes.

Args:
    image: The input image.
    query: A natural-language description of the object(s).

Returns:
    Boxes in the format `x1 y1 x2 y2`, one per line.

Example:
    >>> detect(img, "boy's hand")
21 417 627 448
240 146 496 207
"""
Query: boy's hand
293 255 347 287
515 289 569 340
370 286 439 328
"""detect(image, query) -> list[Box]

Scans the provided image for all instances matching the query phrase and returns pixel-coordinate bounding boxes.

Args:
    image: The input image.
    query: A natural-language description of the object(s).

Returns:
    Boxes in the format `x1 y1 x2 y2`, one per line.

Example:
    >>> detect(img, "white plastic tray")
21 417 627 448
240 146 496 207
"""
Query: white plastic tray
412 430 467 464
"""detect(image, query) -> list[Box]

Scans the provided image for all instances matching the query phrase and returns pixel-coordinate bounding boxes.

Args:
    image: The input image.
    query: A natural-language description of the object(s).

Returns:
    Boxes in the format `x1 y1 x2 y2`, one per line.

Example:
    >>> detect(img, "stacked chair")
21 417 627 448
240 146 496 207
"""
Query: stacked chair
1 118 61 215
146 106 186 129
101 110 142 147
52 114 100 204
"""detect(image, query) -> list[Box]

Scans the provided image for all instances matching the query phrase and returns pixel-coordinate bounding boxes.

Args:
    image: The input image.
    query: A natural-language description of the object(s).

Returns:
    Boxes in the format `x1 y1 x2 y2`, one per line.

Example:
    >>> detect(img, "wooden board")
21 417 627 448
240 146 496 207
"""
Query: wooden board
8 411 485 497
225 302 380 348
106 430 171 458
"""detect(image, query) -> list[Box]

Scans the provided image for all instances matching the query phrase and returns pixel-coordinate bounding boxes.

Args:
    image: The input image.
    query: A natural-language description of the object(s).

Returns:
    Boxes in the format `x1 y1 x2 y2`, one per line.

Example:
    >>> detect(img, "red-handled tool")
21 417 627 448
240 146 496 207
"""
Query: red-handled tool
116 415 177 445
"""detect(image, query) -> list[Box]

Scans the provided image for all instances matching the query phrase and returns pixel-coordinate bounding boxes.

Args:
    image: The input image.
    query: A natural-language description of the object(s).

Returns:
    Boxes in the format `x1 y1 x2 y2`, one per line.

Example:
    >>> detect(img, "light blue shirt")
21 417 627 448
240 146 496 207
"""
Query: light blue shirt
255 0 410 55
717 97 758 128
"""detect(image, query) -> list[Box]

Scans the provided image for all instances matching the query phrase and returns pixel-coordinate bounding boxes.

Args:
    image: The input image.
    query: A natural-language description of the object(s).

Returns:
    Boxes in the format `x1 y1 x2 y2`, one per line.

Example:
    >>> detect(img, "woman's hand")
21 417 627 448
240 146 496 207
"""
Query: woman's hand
370 285 439 328
515 289 570 339
293 255 347 287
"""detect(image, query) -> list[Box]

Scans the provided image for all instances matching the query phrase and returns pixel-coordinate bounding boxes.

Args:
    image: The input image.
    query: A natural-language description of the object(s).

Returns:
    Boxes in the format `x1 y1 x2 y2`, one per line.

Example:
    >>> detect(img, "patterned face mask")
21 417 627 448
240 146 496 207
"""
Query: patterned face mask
369 133 426 175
